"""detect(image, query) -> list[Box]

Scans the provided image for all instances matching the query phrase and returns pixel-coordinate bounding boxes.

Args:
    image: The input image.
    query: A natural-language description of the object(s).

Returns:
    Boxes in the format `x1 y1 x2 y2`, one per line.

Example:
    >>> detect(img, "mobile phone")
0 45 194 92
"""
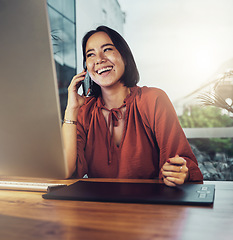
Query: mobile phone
82 68 91 96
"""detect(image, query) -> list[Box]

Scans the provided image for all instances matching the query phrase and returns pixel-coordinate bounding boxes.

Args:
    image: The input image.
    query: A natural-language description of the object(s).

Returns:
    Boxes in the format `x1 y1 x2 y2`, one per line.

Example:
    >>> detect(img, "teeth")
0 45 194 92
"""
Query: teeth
97 67 112 74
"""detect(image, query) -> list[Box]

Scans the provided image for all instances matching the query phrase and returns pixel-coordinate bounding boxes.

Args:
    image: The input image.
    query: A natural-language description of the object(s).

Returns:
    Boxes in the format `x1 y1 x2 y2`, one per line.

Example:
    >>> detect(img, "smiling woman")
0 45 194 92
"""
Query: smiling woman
62 25 203 187
81 26 139 98
85 31 126 94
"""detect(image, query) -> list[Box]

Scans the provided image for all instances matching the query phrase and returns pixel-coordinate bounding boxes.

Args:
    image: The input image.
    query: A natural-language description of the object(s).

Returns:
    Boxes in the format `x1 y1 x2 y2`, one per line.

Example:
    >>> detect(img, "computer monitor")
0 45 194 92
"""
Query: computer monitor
0 0 68 178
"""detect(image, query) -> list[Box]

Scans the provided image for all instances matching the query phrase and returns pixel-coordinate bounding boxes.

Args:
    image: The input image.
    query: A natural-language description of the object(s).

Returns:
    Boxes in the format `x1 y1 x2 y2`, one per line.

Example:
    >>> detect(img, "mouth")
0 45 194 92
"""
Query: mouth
96 66 113 75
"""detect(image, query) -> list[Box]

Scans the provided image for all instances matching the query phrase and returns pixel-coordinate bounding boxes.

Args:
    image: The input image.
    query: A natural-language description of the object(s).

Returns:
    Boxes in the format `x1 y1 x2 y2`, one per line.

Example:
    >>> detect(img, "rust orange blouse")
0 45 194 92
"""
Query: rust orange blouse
75 86 203 181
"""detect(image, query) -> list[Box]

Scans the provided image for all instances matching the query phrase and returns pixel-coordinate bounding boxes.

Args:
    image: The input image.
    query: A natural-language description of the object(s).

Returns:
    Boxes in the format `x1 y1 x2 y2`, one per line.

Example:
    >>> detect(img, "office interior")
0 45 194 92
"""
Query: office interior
48 0 233 181
0 1 232 240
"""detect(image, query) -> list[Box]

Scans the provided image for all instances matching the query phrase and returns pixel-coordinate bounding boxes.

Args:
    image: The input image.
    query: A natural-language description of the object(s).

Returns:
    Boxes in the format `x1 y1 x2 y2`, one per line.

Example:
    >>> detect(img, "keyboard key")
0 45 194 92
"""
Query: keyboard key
199 193 207 198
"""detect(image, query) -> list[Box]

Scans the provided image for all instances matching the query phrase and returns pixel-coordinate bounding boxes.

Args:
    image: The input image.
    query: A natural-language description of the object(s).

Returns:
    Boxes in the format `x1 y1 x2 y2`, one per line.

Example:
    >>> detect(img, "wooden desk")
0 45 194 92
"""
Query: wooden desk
0 178 232 240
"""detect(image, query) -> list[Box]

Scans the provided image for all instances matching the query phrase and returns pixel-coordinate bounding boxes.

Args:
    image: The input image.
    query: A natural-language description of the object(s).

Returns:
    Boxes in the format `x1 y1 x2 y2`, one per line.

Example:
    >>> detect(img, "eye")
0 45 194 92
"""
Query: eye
86 52 95 58
104 47 113 52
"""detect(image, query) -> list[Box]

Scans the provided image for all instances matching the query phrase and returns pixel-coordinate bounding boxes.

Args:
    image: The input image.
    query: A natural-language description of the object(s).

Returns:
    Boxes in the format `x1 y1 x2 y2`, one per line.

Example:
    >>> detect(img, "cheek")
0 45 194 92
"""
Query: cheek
117 59 125 74
112 53 125 71
88 71 99 85
89 73 97 83
86 61 93 71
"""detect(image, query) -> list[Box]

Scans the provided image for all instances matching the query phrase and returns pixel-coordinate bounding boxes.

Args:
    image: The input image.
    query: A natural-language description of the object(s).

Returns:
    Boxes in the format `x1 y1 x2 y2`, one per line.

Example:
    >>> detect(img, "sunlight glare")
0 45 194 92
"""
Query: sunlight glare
194 47 216 76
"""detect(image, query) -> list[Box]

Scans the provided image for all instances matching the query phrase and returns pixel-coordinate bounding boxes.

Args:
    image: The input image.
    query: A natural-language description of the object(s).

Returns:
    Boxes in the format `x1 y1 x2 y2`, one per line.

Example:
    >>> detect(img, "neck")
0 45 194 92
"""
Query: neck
101 84 130 109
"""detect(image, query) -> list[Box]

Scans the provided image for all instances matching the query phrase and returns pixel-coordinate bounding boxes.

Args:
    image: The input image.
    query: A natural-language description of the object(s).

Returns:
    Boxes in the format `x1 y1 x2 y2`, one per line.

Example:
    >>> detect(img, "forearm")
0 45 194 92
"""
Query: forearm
62 71 87 177
62 108 79 178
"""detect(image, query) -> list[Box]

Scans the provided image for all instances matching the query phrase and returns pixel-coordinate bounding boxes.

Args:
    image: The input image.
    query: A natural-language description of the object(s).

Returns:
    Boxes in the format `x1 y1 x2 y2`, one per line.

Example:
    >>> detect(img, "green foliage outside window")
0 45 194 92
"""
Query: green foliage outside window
178 106 233 158
179 106 233 128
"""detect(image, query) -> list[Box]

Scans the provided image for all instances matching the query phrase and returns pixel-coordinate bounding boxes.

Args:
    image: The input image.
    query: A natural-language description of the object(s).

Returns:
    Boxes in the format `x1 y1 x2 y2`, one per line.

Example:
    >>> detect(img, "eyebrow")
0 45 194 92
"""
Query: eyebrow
86 43 115 55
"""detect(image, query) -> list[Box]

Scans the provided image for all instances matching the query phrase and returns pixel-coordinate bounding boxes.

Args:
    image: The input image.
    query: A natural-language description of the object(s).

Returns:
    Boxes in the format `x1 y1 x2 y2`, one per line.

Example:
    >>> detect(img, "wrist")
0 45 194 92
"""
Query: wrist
63 119 77 125
64 107 80 121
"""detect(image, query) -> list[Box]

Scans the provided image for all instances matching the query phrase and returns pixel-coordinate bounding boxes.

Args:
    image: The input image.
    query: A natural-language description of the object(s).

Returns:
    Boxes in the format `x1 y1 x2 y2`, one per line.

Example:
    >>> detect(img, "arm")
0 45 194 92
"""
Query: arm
138 87 203 186
153 91 203 185
62 71 86 178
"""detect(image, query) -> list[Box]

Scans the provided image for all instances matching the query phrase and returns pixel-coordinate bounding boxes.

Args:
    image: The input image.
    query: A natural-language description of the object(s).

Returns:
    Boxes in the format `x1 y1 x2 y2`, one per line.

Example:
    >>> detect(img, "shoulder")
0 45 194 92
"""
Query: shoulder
135 86 170 105
134 86 176 124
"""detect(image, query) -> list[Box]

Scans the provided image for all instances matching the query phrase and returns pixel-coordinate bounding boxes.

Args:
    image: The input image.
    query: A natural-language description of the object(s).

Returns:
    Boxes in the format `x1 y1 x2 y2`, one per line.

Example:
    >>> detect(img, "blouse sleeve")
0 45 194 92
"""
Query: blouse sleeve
139 87 203 182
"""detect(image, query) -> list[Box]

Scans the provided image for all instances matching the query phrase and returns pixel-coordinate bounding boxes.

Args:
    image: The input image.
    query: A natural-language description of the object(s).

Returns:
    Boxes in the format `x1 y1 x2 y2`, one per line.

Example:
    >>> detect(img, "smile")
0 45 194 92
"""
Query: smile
97 66 113 75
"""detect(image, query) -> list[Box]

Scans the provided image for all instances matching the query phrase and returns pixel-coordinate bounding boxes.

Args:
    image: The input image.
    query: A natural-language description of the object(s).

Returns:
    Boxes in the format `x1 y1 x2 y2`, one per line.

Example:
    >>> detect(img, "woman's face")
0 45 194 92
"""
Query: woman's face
85 31 125 89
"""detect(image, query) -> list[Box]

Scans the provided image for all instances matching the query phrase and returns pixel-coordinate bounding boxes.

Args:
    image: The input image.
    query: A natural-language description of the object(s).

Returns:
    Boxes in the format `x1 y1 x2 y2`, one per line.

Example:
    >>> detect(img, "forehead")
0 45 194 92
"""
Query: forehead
86 32 113 51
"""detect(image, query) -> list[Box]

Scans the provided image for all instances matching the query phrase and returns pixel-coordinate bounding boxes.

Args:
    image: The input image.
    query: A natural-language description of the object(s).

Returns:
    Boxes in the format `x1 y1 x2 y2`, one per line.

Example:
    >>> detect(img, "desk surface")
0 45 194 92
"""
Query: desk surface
0 177 232 240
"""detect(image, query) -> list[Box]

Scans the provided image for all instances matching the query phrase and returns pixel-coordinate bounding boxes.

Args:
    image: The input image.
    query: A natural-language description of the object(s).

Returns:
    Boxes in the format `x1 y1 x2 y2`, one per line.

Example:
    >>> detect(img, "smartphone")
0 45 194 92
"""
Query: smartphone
82 67 91 96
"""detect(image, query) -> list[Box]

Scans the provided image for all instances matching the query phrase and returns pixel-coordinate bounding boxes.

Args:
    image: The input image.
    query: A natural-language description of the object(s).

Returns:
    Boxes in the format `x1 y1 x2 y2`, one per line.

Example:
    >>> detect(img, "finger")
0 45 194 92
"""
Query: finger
163 163 188 175
162 167 188 185
71 70 88 81
165 176 185 185
69 74 86 92
168 155 185 165
163 160 188 172
71 73 86 84
179 165 187 172
163 177 177 187
162 170 187 179
162 164 183 173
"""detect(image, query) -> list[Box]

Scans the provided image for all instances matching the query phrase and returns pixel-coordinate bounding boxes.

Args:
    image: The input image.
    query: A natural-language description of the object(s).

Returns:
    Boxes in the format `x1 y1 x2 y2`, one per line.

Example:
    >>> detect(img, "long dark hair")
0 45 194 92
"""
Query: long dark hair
82 25 140 97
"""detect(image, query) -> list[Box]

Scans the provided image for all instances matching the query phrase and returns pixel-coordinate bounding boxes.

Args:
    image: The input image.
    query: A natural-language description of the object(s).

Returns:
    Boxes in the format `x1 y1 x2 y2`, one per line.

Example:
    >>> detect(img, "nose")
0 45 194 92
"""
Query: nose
95 52 106 65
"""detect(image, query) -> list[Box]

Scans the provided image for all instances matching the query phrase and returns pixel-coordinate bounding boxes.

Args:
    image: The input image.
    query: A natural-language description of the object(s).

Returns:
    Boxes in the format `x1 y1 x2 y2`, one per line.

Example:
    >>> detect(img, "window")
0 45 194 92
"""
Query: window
47 0 76 117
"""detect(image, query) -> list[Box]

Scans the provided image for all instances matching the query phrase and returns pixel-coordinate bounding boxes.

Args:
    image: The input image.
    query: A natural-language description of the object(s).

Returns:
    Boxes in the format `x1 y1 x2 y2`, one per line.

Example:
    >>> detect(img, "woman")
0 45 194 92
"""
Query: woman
62 26 203 186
